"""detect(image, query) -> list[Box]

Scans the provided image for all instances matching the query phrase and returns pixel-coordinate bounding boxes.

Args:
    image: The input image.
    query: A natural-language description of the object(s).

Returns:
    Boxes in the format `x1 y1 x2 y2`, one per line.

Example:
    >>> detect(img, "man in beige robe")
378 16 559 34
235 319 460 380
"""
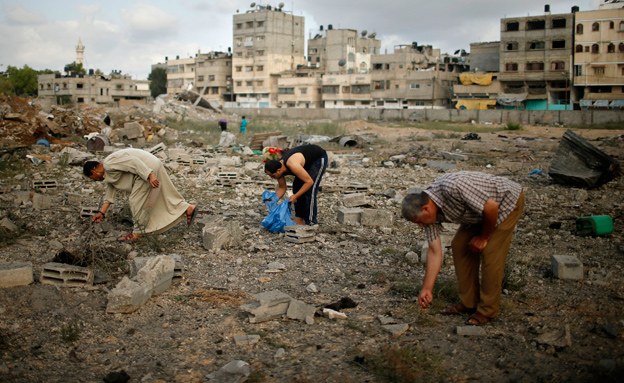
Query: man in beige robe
83 148 197 241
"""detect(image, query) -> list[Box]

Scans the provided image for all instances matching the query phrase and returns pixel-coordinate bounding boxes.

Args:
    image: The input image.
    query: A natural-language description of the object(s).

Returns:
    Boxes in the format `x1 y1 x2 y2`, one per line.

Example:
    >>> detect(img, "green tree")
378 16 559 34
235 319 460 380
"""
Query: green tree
5 65 39 96
148 67 167 98
64 61 86 75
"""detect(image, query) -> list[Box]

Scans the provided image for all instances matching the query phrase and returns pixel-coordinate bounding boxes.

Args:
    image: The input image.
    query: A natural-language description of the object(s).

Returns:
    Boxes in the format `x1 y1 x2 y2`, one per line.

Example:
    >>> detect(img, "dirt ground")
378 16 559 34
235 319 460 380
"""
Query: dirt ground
1 112 623 383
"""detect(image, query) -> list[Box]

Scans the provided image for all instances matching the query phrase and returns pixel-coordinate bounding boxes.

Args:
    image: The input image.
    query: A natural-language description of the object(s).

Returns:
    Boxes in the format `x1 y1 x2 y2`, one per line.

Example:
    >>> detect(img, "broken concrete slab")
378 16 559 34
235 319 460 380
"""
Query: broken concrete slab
203 226 230 251
442 151 467 161
548 129 620 189
337 208 363 225
106 276 153 314
537 324 572 348
322 308 347 320
0 262 34 288
342 193 370 208
457 326 487 337
426 160 456 171
361 209 393 227
382 323 409 337
135 255 175 295
240 290 292 323
32 193 53 210
286 298 316 324
116 121 144 140
551 255 583 280
205 360 251 382
233 335 261 345
0 217 18 232
40 262 94 287
131 255 183 283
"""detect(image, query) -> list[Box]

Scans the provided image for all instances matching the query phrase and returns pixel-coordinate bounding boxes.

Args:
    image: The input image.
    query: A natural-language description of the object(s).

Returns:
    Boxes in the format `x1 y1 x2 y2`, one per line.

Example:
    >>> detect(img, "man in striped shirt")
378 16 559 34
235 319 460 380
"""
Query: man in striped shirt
402 171 524 325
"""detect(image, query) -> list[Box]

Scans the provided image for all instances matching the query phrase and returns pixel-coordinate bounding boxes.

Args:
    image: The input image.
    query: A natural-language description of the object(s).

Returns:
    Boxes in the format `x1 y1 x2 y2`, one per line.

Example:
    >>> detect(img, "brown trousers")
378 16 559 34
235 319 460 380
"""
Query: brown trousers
451 191 525 318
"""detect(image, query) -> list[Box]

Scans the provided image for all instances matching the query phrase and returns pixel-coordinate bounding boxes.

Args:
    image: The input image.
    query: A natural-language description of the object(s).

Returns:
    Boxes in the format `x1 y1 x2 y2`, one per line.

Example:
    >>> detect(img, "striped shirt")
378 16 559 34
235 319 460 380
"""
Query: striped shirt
423 171 522 243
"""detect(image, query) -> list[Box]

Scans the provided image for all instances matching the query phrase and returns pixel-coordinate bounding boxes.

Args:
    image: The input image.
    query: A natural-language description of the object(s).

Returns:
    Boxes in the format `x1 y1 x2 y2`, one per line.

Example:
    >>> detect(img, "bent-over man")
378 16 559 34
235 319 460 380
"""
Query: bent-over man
84 148 197 241
402 171 524 325
264 144 328 225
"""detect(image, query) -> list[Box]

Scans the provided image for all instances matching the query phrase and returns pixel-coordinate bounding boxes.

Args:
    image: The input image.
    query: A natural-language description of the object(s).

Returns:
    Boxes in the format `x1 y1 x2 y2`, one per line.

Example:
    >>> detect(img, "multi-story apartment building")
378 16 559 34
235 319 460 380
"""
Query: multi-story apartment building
321 73 373 108
231 3 305 108
195 51 233 106
308 27 381 74
370 43 457 109
573 2 624 109
38 71 150 107
499 6 574 110
276 67 323 108
165 55 197 94
452 42 502 109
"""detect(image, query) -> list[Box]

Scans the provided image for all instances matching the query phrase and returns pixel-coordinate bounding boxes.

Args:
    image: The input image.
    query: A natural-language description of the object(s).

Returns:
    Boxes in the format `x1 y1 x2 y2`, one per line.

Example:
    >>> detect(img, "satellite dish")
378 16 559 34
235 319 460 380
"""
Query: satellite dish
250 2 256 7
338 59 346 66
279 2 285 8
361 30 367 37
369 32 376 39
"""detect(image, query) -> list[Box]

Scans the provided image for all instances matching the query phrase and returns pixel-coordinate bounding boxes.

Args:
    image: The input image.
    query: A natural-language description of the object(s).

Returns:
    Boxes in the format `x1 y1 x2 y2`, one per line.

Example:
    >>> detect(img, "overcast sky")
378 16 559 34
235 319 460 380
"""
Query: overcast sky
0 0 602 80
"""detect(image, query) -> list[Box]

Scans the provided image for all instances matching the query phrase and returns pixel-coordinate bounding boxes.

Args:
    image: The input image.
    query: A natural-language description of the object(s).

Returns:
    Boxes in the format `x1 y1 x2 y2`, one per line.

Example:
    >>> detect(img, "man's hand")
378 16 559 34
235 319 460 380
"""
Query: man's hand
418 289 433 309
92 212 104 223
289 195 297 204
148 173 159 188
468 236 489 253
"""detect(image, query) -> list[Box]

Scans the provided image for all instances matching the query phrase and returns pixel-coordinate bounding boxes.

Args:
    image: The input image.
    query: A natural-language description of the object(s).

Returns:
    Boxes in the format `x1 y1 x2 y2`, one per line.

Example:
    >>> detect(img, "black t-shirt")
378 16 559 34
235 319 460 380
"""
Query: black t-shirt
281 145 326 174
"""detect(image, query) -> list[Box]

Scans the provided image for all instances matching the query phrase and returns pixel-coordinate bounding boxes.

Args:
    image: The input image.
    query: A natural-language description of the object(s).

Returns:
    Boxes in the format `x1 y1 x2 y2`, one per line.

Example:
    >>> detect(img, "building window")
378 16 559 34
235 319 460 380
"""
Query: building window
322 85 339 94
77 97 84 103
592 22 599 31
528 41 545 50
344 101 356 106
619 43 624 52
608 43 615 53
278 88 294 94
590 86 611 93
246 50 253 57
594 67 605 75
246 21 253 28
505 63 518 72
585 46 590 52
620 21 624 31
410 83 420 89
300 88 307 94
245 66 253 72
236 23 242 29
246 81 253 86
552 40 565 49
576 24 583 34
610 21 614 29
576 45 583 53
197 76 204 82
77 83 84 89
592 44 599 53
551 61 565 71
352 84 370 94
236 52 242 57
257 36 264 41
116 84 123 90
574 65 582 76
209 75 215 81
526 62 544 71
527 19 545 30
256 81 263 86
256 65 263 71
552 18 566 28
342 86 351 93
506 21 519 31
506 41 518 51
310 48 317 54
235 66 242 72
236 81 242 86
236 38 242 46
256 50 264 56
257 21 264 27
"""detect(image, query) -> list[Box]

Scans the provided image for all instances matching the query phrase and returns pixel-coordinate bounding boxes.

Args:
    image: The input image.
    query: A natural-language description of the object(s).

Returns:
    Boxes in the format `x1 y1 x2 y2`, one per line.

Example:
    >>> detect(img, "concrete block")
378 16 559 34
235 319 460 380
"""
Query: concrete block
361 209 393 227
167 148 186 162
342 193 370 208
408 185 427 195
202 226 230 251
337 208 363 225
442 151 467 161
65 192 84 206
31 179 58 190
148 143 167 159
426 160 456 171
13 191 31 206
32 193 52 210
117 121 144 139
0 217 18 232
132 255 183 282
284 225 316 243
240 289 292 323
551 255 583 280
0 262 34 288
80 206 100 219
136 255 175 295
286 298 316 324
106 276 153 314
457 326 487 337
40 262 94 287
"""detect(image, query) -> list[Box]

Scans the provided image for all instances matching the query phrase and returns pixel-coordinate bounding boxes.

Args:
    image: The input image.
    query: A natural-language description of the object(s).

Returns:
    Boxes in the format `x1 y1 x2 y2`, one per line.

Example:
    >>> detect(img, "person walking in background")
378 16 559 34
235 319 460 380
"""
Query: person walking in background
239 116 248 136
219 118 227 132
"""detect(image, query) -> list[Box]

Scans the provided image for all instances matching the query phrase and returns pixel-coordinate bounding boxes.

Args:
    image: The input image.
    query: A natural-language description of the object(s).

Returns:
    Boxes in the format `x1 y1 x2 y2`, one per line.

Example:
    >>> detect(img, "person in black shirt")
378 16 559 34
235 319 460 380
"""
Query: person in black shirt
265 144 328 225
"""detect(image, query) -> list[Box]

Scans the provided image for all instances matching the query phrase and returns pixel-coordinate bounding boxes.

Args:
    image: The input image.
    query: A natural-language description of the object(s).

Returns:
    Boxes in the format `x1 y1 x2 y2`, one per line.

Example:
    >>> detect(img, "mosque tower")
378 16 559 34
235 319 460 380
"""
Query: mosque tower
76 38 85 66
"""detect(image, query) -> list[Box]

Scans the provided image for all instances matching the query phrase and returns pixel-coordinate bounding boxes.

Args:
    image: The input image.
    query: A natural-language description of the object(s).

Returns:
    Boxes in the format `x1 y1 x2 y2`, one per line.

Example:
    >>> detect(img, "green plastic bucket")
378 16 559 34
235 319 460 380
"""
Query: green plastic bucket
575 215 614 236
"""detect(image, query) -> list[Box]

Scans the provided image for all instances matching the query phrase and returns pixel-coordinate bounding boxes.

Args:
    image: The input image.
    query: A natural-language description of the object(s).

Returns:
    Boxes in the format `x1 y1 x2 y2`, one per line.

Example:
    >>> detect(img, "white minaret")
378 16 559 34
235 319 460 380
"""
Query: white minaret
76 38 85 66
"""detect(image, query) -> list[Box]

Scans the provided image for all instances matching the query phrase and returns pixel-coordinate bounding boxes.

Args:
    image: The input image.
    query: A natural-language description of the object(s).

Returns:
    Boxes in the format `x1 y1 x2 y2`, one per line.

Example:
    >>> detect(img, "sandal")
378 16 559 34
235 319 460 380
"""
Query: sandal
440 302 476 315
119 233 141 242
187 206 198 227
466 312 491 326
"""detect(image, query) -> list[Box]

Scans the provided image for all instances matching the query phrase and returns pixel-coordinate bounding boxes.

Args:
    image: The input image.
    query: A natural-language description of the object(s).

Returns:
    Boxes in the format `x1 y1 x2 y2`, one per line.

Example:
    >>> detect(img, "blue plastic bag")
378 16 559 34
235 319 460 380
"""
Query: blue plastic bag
261 200 296 233
262 190 278 212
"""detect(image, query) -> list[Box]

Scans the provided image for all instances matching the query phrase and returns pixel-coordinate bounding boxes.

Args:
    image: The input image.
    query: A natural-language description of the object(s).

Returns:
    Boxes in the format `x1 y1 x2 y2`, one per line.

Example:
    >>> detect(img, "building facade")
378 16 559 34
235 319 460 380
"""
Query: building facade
573 4 624 109
195 51 233 105
166 55 197 95
498 6 574 110
308 27 381 74
230 3 305 108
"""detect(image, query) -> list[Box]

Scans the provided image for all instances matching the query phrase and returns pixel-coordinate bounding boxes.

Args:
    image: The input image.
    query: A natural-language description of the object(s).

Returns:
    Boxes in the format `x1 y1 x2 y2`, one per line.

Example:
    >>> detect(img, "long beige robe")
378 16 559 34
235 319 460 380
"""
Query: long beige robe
103 148 190 235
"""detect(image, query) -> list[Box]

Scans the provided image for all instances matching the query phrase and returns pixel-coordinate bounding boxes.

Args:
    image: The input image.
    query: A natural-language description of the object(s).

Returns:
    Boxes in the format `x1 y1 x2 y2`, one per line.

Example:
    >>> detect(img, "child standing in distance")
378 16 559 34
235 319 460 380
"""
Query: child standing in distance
239 116 248 136
219 119 227 132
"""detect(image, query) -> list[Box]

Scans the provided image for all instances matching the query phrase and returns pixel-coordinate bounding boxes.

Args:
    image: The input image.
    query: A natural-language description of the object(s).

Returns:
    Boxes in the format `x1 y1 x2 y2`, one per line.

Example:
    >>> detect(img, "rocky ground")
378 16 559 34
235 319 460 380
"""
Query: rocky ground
0 101 623 382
